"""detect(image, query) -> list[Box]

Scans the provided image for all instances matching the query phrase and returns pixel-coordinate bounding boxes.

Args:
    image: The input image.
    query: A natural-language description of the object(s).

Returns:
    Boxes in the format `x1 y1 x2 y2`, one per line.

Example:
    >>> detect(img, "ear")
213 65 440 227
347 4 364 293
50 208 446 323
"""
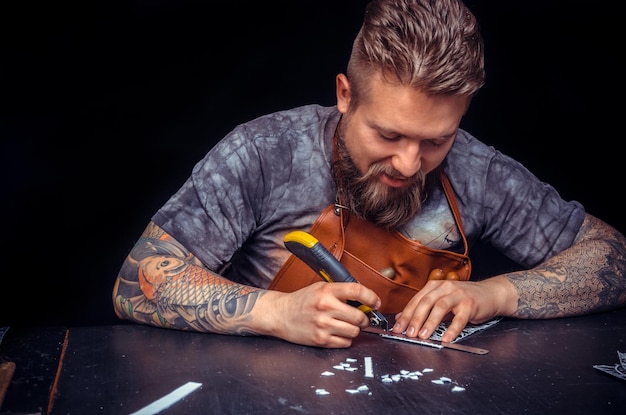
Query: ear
335 73 351 113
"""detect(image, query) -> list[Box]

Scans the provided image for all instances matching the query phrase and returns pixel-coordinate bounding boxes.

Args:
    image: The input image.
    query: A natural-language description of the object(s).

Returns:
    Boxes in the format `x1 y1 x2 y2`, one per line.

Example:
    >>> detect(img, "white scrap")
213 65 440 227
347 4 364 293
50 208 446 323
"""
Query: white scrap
346 384 370 394
364 356 374 378
320 371 334 376
129 381 202 415
315 389 331 395
452 386 466 392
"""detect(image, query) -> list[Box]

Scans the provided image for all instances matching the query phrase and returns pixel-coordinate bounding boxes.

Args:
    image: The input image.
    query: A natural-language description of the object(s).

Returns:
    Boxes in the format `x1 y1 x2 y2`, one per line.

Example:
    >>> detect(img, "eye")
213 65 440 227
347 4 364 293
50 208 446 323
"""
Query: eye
379 132 401 142
423 139 446 148
159 260 171 267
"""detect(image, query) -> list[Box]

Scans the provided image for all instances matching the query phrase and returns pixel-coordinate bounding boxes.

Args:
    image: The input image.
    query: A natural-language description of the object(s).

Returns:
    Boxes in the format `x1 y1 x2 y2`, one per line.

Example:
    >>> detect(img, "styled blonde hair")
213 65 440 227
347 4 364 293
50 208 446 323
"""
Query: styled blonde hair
347 0 485 107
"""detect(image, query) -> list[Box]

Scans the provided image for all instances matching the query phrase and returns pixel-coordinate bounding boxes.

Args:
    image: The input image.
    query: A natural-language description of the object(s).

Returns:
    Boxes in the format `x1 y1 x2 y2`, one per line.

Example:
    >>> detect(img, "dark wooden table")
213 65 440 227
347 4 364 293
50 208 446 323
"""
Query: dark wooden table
0 326 67 415
2 308 625 415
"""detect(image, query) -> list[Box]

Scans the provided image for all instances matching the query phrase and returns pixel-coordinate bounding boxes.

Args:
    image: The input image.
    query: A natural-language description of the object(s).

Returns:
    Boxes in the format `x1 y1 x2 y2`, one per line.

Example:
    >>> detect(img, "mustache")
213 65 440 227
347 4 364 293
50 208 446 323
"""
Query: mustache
358 163 421 186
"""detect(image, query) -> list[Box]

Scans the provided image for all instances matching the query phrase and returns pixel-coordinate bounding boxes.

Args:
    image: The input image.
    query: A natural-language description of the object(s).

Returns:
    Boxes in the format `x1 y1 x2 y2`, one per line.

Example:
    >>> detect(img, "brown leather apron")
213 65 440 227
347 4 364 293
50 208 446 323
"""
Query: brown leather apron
268 172 471 313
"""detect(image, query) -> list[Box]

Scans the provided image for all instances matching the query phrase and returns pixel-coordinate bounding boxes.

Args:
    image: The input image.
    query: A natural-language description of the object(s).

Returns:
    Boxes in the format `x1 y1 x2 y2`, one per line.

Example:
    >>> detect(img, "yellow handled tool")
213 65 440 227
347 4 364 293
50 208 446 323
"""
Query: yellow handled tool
284 230 389 330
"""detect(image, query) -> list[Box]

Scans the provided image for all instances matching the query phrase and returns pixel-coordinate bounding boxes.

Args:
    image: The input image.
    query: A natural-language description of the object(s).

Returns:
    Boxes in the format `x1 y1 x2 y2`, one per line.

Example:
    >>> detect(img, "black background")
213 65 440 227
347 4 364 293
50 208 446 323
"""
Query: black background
1 1 622 327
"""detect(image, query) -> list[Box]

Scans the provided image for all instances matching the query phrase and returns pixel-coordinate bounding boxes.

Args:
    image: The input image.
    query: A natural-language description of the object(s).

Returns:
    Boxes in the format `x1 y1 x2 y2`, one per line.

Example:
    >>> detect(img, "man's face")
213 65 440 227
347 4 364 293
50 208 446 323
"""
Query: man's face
333 72 468 228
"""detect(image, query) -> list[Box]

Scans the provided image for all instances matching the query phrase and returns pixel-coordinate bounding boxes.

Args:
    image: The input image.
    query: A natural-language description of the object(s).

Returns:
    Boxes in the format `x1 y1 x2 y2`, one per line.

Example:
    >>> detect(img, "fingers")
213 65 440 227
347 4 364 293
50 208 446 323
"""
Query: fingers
332 281 382 311
307 315 363 348
392 280 473 341
269 282 377 348
439 314 469 343
392 281 444 337
326 282 380 329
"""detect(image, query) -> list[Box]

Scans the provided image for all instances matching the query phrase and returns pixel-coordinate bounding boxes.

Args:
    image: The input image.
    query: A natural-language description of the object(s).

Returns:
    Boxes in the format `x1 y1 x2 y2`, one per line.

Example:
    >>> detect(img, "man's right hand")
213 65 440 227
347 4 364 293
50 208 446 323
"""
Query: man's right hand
257 281 381 348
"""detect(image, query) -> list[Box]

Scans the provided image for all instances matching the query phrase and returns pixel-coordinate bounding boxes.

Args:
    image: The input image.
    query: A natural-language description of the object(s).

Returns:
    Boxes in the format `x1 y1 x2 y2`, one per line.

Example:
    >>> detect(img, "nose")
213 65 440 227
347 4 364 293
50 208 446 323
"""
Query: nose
391 141 421 177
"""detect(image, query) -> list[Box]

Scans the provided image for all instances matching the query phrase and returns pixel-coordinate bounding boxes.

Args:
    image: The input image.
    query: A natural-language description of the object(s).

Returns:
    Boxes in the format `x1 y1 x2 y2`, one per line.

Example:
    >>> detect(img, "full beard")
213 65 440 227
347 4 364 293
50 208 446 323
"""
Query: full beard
332 120 430 229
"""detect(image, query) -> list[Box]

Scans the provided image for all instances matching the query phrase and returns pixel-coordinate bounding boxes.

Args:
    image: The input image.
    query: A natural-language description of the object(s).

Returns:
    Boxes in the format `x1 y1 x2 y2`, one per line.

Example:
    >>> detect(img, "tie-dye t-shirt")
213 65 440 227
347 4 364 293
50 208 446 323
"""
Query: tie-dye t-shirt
153 104 584 288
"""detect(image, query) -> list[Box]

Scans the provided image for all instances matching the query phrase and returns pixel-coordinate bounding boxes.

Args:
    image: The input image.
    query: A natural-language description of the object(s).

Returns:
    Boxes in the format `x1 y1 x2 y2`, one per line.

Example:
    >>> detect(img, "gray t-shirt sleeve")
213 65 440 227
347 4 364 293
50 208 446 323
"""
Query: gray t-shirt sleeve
152 105 338 287
446 130 585 268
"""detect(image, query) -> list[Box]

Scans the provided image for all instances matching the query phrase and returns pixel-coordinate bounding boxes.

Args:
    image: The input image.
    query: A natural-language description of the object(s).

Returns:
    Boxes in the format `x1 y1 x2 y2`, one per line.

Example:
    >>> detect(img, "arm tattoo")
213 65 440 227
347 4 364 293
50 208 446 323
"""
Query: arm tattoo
114 222 265 335
507 214 626 319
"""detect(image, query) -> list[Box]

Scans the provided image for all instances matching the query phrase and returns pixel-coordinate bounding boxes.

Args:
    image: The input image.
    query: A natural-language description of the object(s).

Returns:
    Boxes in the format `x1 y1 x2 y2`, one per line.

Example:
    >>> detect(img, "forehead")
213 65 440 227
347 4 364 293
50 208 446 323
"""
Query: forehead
358 73 469 138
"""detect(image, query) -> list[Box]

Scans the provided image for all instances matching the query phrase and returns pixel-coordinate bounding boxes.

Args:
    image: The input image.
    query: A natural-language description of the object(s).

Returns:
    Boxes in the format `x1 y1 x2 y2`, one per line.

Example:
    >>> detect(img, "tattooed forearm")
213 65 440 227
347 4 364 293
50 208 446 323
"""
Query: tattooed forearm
155 262 266 335
113 221 267 335
506 214 626 319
